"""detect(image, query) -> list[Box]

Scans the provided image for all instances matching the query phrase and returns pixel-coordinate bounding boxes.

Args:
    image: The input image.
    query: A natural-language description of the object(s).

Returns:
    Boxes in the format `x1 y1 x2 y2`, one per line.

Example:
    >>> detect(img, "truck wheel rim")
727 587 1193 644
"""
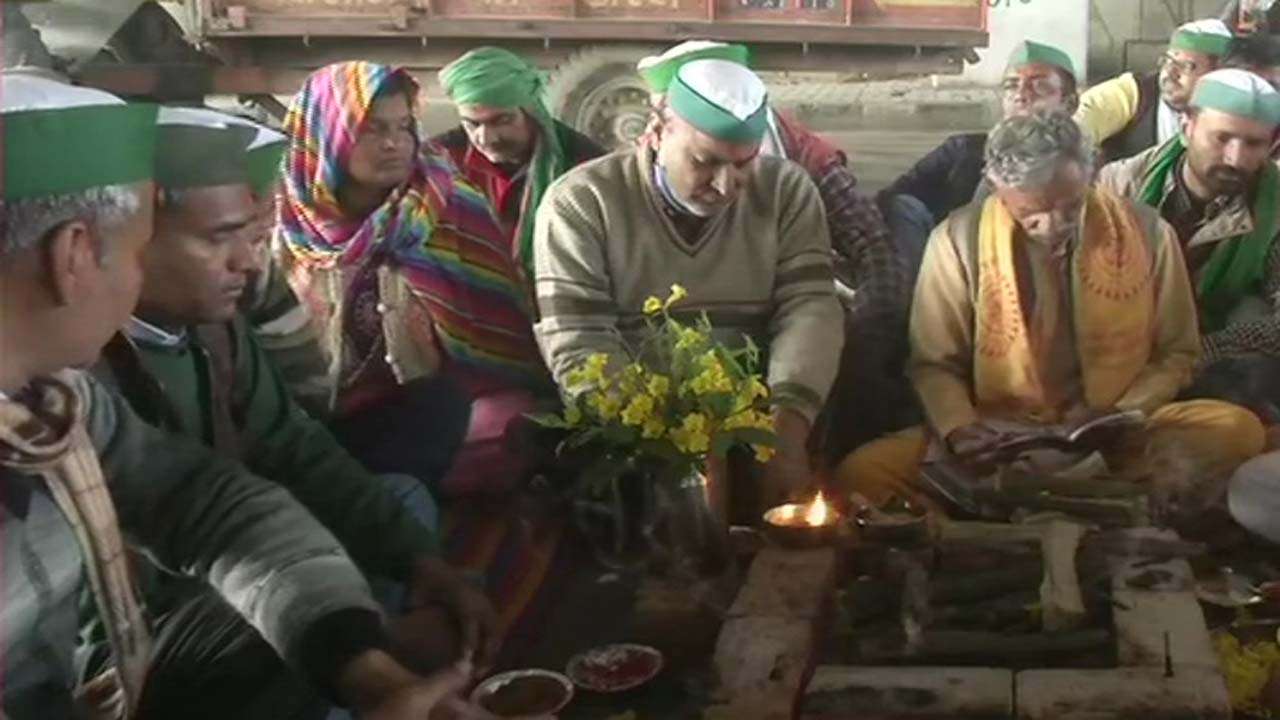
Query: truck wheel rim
579 77 650 149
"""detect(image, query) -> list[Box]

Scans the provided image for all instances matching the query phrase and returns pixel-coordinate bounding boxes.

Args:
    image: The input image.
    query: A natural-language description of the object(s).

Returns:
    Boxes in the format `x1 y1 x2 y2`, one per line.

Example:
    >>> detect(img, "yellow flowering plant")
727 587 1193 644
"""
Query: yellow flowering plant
530 284 778 479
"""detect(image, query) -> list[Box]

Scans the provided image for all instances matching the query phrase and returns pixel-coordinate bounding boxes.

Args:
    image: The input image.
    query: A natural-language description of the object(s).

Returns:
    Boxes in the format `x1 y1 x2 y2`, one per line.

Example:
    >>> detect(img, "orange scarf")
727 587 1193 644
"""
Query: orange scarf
974 189 1155 420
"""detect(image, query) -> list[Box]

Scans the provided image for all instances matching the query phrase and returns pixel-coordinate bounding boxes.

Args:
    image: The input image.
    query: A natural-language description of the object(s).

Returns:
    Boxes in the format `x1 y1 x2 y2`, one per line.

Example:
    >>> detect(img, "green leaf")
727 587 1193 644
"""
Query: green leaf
566 427 605 449
704 393 735 419
601 425 639 445
525 412 572 429
727 427 779 447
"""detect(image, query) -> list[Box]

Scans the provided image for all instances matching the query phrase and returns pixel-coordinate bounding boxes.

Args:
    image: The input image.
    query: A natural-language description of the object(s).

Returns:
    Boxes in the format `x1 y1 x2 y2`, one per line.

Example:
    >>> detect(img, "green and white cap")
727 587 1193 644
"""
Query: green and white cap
667 59 768 144
1190 68 1280 126
1006 40 1077 80
2 74 157 200
1170 18 1234 57
215 113 288 196
155 106 258 190
638 41 751 93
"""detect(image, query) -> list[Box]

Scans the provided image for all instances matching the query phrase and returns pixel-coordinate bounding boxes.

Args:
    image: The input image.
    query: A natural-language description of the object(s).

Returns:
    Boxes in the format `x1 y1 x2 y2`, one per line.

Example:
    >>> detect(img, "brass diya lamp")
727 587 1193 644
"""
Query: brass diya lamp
762 491 841 549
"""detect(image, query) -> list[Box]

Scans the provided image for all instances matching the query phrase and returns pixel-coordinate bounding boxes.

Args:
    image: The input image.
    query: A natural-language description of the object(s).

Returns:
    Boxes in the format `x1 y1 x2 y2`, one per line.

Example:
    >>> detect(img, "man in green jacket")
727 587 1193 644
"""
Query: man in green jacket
87 106 501 716
1098 69 1280 424
0 73 495 720
230 116 334 417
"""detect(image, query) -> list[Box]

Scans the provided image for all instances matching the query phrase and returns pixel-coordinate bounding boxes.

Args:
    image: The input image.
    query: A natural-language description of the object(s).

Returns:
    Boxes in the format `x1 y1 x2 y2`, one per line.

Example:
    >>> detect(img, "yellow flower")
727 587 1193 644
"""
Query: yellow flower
752 444 777 463
620 394 655 427
642 416 666 439
647 374 671 397
745 377 769 401
689 353 732 395
587 391 621 420
569 352 612 390
749 410 775 431
643 296 663 315
669 412 710 454
616 362 646 395
675 326 705 352
666 284 688 308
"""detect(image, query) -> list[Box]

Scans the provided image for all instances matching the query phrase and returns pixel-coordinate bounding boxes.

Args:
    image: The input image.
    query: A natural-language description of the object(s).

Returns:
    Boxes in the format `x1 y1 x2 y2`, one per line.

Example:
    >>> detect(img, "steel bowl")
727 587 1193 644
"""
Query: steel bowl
762 503 841 549
470 668 574 718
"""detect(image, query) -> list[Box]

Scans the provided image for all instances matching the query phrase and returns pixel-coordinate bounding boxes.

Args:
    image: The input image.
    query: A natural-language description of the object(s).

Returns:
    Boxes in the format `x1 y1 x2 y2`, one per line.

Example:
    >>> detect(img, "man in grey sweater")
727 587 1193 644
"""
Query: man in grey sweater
533 59 842 514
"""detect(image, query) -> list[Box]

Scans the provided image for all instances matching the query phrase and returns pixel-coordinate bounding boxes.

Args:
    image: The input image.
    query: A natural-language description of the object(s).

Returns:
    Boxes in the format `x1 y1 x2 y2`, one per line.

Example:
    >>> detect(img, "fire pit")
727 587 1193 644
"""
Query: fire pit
706 522 1233 719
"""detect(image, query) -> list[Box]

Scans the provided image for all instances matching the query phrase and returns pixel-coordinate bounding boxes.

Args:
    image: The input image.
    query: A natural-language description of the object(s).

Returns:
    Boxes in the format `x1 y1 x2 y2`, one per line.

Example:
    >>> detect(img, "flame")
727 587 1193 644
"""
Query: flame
804 491 830 527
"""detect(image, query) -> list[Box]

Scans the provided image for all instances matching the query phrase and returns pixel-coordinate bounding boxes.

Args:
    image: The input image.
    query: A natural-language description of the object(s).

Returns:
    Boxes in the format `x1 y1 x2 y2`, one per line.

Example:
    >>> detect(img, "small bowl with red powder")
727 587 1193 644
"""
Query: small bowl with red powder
565 643 664 693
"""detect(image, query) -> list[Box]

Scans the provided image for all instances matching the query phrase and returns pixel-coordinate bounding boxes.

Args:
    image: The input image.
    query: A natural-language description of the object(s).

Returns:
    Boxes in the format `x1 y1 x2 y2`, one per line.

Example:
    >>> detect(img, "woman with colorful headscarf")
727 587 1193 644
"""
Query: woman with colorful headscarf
275 61 549 497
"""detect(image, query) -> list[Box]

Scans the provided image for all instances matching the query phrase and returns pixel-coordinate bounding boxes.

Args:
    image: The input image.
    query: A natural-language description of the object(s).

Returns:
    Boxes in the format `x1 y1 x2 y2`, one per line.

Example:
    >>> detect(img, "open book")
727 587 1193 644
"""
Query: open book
983 409 1147 456
915 409 1147 518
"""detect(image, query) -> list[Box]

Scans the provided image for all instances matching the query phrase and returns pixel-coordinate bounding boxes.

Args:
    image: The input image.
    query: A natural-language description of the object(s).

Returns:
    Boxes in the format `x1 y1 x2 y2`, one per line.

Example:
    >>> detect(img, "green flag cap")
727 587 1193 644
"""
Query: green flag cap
3 75 158 200
1170 19 1234 57
155 106 256 190
667 59 768 144
245 141 287 196
1006 40 1077 79
1190 69 1280 126
214 112 288 196
439 46 545 110
638 41 751 93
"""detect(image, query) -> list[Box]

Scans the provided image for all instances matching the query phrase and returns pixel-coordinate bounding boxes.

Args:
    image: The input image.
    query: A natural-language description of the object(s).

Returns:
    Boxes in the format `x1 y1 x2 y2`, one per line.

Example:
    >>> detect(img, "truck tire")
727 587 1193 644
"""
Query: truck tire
547 45 661 150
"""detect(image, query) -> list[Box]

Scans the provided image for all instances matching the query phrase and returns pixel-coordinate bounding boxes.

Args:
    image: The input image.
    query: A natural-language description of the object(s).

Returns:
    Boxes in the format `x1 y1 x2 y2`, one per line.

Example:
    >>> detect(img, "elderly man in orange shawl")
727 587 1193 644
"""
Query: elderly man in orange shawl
835 111 1265 514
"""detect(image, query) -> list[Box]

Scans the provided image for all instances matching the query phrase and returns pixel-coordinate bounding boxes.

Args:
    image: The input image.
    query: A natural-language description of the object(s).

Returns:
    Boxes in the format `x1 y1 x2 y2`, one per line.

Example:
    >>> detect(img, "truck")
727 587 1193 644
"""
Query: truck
53 0 988 148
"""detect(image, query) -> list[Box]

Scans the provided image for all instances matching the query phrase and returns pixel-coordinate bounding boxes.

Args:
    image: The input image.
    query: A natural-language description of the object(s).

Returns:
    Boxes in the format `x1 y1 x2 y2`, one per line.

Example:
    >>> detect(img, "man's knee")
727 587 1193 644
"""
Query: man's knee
834 427 927 504
1150 399 1266 470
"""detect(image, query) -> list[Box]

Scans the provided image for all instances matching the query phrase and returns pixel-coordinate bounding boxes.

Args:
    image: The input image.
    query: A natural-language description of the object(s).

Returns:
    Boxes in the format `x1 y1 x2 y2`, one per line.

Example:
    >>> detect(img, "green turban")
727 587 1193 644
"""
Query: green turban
440 46 547 111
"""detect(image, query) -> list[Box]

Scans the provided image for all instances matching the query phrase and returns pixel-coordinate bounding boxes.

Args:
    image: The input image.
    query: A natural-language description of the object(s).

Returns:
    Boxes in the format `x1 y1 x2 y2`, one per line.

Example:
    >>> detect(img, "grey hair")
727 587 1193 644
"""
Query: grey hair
0 184 143 260
984 111 1095 189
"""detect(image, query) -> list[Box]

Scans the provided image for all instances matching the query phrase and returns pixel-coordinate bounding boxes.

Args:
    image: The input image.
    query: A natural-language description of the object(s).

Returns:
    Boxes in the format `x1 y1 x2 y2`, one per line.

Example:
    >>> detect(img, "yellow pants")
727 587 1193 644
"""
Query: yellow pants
834 400 1267 507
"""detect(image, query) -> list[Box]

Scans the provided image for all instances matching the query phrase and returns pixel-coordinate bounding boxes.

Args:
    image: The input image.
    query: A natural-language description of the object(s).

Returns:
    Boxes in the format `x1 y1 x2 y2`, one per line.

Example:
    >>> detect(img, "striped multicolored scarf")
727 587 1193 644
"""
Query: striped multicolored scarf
276 61 542 384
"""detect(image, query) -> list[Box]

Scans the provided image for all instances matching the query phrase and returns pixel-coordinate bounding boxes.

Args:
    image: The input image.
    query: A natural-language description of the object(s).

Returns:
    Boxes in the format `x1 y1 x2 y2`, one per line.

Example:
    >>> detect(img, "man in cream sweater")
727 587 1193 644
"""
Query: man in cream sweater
532 59 843 513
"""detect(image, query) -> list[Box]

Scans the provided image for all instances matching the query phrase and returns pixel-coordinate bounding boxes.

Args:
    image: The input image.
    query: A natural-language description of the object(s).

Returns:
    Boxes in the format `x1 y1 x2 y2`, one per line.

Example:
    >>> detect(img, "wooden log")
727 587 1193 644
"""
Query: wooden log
842 577 901 625
979 492 1145 527
996 471 1148 499
929 560 1044 605
931 589 1041 630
